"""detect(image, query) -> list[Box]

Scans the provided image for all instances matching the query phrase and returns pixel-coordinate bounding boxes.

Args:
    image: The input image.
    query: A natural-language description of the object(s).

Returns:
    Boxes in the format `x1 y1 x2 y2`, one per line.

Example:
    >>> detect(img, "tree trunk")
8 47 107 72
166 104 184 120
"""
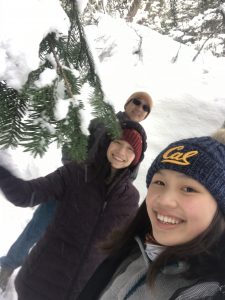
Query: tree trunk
127 0 142 21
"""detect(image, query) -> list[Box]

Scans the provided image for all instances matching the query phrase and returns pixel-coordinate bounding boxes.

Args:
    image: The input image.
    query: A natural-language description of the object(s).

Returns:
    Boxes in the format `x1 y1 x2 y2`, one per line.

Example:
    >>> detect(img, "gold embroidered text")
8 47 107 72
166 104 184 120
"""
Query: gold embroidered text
161 145 198 166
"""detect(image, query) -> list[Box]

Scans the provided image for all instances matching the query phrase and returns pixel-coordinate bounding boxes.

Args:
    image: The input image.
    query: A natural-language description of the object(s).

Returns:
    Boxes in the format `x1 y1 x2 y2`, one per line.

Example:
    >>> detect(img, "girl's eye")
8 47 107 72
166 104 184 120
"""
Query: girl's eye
113 140 120 144
183 186 196 193
152 180 164 186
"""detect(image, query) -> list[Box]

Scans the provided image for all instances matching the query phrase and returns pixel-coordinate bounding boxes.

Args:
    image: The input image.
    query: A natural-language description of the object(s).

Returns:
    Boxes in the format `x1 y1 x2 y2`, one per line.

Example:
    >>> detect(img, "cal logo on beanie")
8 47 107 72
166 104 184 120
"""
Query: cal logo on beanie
122 129 143 166
146 136 225 215
161 145 199 166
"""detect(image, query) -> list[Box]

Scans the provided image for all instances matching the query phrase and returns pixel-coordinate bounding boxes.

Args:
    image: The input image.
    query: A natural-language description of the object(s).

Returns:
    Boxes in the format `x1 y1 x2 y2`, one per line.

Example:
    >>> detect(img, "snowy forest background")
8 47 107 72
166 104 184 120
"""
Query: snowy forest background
0 0 225 299
87 0 225 57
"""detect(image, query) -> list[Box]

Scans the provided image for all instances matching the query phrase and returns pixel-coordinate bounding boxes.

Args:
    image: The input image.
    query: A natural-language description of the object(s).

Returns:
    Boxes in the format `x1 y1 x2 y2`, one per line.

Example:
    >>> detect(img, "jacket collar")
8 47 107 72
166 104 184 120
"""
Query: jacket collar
134 236 189 275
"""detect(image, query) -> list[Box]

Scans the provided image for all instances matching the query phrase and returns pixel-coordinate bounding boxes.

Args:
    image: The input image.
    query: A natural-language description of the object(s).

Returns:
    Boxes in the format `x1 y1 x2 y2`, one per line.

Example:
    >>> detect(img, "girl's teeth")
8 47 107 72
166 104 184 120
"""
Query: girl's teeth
113 155 123 162
157 213 180 224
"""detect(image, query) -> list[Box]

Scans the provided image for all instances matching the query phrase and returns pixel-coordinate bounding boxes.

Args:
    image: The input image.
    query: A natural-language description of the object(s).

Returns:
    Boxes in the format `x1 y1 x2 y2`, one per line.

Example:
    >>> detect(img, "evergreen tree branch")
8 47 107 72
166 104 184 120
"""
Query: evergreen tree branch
192 23 223 61
0 82 28 148
50 40 74 99
0 0 120 159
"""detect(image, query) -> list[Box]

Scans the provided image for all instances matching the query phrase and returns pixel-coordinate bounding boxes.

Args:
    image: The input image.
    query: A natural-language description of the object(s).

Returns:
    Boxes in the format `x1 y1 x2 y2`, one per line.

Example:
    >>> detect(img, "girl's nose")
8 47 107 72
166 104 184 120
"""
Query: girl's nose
118 145 127 155
157 190 178 208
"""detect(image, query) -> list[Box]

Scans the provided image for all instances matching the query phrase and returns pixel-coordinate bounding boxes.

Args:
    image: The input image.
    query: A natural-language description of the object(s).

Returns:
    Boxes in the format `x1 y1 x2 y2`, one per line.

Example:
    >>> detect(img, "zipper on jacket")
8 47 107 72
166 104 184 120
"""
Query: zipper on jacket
67 198 108 299
101 201 107 215
67 170 130 298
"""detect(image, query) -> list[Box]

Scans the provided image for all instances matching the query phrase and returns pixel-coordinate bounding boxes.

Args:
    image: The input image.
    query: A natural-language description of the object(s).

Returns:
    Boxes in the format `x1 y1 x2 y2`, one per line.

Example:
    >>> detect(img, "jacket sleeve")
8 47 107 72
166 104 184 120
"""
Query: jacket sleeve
88 118 106 148
0 164 72 207
77 255 122 300
61 143 72 165
77 245 135 300
170 281 225 300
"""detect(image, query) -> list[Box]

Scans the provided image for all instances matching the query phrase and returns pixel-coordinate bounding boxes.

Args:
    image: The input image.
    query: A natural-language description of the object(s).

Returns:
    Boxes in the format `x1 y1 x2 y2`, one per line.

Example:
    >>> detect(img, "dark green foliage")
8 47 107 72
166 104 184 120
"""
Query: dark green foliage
55 103 88 162
89 85 122 141
20 83 57 157
0 0 120 160
0 82 28 148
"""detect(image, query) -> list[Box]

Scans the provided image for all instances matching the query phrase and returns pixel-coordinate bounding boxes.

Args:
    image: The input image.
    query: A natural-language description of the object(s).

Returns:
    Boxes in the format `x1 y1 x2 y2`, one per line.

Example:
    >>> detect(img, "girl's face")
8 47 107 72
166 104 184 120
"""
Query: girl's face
107 139 135 169
146 169 217 246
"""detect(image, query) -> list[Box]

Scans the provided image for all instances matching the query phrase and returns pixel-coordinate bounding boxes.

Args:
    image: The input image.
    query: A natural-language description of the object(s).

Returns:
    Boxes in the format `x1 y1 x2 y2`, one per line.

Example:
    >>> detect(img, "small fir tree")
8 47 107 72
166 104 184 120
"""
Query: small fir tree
0 0 121 161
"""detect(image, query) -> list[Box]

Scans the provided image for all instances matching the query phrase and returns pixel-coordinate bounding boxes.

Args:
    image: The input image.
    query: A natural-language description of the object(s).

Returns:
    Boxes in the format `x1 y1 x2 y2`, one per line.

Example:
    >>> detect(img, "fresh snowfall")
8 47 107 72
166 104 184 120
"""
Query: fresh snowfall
0 0 225 299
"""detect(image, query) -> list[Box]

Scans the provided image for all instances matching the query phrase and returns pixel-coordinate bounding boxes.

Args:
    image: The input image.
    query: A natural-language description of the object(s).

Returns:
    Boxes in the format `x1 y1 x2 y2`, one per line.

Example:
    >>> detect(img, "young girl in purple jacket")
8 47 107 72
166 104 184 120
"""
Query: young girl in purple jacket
0 120 147 300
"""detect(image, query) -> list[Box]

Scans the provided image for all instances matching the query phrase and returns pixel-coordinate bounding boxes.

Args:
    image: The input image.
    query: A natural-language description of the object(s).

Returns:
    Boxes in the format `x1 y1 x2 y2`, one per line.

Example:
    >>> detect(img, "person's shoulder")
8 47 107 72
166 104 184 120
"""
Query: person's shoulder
124 180 140 201
59 161 85 176
126 179 138 190
171 280 225 300
116 111 127 121
59 162 97 186
117 172 139 195
130 182 139 195
89 117 104 128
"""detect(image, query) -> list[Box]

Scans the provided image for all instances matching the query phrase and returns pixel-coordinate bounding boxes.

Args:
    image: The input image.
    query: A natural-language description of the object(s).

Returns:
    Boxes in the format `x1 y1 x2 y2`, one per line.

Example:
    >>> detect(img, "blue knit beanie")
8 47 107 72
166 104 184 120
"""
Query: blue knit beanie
146 136 225 215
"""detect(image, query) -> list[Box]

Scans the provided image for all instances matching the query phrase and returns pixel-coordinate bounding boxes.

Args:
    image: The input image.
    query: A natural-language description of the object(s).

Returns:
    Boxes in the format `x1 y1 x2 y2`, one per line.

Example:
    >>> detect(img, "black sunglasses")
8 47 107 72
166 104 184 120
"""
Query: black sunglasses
131 98 150 113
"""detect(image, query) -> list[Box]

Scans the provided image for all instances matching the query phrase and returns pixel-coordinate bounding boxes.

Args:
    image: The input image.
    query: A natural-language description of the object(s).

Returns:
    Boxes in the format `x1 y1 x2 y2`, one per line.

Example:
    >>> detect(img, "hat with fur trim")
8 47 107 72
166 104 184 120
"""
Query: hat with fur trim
124 91 153 118
146 135 225 215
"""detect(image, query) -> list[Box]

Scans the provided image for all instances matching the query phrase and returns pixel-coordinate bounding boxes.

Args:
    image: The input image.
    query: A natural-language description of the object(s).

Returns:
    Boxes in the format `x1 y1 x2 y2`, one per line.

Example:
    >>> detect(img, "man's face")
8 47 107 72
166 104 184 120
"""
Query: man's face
125 98 149 122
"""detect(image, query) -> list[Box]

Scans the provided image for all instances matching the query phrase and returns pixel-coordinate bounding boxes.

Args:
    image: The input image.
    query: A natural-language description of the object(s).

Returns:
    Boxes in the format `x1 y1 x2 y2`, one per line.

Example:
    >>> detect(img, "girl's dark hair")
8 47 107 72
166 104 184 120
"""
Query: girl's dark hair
87 133 111 176
102 202 225 287
86 133 131 181
148 208 225 285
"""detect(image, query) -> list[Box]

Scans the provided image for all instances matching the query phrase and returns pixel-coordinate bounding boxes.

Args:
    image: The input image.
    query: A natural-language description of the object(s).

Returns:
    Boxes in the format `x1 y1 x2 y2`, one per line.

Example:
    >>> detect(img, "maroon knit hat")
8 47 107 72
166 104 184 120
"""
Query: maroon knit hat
121 129 143 166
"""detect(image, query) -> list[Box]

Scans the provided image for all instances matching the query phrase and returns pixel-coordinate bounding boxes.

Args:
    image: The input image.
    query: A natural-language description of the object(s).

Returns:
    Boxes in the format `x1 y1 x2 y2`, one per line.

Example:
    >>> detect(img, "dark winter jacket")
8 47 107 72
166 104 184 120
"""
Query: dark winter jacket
0 157 139 299
78 237 225 300
87 111 147 181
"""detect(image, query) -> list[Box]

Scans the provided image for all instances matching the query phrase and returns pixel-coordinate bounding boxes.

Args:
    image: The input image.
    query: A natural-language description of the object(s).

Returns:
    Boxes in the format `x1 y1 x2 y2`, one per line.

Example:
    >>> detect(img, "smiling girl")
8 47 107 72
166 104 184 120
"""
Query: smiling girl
79 129 225 300
0 120 147 300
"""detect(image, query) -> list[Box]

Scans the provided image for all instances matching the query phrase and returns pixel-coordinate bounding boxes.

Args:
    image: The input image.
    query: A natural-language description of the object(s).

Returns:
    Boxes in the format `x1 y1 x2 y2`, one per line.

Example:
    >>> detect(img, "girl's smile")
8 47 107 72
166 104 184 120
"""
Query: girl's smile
155 212 183 225
111 154 125 162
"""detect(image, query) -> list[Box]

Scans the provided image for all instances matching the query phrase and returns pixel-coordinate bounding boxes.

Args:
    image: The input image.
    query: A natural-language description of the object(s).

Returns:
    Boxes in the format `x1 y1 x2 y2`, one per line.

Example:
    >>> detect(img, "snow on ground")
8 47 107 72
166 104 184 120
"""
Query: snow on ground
0 5 225 300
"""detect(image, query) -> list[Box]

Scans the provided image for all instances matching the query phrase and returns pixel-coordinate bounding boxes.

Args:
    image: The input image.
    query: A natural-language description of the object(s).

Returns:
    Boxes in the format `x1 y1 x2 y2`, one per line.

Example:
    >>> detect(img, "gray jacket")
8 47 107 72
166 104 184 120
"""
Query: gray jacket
99 237 194 300
78 237 225 300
